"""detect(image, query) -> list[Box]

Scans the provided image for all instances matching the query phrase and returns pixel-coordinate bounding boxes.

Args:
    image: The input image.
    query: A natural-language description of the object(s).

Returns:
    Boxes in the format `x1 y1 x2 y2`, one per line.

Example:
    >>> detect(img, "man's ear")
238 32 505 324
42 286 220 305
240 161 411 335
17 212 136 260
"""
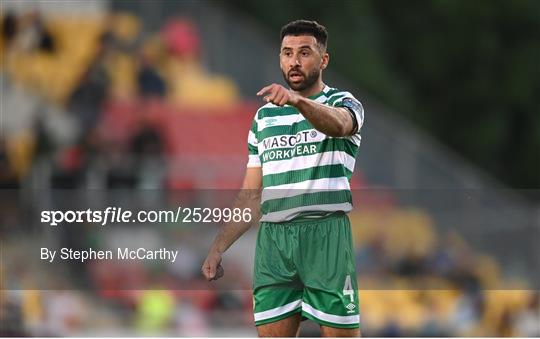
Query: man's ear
321 52 329 70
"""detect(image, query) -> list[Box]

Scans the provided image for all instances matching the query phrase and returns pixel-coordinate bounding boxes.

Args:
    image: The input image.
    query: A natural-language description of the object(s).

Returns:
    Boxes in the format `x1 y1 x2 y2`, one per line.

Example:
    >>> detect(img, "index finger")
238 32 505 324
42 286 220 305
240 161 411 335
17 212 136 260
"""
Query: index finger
257 84 274 96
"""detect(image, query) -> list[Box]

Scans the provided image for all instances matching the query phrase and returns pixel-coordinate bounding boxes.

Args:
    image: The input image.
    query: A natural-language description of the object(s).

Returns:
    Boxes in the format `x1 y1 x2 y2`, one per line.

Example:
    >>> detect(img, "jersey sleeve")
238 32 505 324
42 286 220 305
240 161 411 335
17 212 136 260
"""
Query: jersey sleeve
247 114 261 168
328 91 365 135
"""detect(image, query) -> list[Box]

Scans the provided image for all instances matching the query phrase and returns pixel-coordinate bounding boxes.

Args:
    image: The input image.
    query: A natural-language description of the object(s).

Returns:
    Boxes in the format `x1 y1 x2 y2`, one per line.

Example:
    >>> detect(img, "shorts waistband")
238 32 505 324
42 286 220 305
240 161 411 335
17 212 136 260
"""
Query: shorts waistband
261 211 347 226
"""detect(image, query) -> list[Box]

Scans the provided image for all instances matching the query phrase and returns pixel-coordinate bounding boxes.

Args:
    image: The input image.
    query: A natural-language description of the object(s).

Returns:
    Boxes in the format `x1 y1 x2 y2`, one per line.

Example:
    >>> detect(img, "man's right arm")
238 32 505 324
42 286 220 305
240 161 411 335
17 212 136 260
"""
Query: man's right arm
201 167 262 281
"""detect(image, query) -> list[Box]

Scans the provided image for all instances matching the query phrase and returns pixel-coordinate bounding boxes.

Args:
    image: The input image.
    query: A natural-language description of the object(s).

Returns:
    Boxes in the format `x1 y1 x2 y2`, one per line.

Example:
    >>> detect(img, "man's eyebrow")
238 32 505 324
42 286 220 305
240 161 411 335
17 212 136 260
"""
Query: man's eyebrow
281 45 315 51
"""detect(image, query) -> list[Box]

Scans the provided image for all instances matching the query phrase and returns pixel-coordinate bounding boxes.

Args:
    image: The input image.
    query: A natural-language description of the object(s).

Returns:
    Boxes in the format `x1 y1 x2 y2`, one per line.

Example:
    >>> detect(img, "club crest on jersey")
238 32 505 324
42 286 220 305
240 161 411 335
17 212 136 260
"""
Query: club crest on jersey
265 118 278 127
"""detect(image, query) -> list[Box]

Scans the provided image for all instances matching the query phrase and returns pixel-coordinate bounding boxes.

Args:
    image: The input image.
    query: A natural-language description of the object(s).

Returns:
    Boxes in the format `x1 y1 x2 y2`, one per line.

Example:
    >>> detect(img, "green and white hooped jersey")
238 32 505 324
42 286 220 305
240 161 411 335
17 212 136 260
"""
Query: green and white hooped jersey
247 85 364 223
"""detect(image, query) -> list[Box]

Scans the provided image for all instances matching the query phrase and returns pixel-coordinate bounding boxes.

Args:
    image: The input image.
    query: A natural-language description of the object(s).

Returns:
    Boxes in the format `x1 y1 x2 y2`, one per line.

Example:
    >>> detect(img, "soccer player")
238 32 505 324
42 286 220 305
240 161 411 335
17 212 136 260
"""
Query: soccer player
202 20 364 337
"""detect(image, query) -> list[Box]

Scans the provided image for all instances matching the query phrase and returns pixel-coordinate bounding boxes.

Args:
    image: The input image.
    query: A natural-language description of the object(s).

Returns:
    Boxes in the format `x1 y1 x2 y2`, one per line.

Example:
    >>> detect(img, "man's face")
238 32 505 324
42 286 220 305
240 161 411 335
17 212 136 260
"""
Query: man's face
280 35 329 92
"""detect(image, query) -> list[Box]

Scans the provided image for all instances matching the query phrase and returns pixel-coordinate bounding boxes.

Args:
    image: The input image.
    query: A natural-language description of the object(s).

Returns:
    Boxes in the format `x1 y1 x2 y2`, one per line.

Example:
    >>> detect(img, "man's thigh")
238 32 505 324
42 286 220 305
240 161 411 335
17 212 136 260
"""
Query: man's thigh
257 313 301 337
320 325 361 337
298 215 361 330
253 287 303 327
253 223 303 328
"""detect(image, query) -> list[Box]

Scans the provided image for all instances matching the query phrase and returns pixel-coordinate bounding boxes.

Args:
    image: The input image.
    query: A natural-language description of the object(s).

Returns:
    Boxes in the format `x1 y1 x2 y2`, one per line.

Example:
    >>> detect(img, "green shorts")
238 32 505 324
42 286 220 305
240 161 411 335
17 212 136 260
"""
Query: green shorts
253 212 360 329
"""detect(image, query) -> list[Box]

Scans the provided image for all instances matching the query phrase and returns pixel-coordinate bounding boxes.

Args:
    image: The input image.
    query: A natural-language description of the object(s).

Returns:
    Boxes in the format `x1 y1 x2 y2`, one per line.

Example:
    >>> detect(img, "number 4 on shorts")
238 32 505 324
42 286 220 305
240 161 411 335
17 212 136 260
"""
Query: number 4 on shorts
343 274 354 303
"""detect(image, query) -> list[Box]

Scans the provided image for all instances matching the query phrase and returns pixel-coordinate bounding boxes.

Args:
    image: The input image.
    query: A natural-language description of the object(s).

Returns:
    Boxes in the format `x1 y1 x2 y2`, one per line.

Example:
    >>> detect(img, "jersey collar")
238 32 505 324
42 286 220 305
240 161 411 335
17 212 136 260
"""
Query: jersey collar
307 85 331 100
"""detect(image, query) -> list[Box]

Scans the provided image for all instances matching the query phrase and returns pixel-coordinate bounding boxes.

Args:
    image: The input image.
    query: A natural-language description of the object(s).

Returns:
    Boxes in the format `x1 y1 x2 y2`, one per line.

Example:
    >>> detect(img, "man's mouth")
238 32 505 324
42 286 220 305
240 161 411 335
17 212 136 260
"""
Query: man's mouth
288 71 304 81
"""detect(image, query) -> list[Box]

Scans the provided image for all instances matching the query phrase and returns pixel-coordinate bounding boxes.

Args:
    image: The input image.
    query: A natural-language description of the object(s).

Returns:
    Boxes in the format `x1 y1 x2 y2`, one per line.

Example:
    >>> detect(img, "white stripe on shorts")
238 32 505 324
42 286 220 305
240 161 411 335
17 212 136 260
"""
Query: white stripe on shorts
302 302 360 325
254 299 302 322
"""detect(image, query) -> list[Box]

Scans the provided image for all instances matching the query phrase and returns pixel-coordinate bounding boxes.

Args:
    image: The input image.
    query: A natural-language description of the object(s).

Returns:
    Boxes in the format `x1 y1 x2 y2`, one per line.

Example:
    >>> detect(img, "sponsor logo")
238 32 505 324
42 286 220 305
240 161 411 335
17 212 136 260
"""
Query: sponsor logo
345 303 356 314
262 131 314 150
262 144 317 162
260 129 321 161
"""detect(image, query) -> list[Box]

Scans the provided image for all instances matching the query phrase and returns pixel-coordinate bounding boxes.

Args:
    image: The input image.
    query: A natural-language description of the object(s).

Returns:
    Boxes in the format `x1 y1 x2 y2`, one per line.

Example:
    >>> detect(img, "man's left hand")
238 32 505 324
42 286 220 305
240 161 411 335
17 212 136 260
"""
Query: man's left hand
257 83 301 107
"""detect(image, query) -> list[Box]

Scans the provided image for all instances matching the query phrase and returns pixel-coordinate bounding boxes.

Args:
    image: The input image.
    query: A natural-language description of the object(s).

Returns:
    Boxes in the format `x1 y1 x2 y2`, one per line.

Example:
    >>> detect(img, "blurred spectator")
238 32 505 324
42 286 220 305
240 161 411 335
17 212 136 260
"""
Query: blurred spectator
355 233 387 275
13 11 55 54
0 294 26 336
135 289 176 334
137 47 166 98
104 144 136 189
33 116 54 158
67 32 111 135
44 291 86 336
107 12 141 52
130 119 166 189
137 60 166 98
168 246 199 282
1 11 18 48
161 19 200 59
419 310 450 337
160 18 238 107
0 139 19 188
428 244 456 277
378 318 402 337
100 13 141 100
21 290 45 335
130 120 163 156
451 289 485 336
174 300 209 336
514 293 540 337
50 144 87 188
497 308 515 337
394 251 427 277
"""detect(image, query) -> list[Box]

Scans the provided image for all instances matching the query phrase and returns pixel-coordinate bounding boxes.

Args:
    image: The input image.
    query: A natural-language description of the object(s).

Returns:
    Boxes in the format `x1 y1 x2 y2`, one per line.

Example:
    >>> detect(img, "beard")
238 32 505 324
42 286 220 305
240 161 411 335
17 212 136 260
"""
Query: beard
282 67 321 92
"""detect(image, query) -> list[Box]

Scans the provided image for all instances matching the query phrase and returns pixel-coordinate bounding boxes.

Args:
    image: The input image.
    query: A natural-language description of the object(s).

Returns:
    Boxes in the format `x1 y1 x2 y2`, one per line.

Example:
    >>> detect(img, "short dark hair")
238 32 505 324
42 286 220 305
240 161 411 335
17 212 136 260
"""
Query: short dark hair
280 20 328 51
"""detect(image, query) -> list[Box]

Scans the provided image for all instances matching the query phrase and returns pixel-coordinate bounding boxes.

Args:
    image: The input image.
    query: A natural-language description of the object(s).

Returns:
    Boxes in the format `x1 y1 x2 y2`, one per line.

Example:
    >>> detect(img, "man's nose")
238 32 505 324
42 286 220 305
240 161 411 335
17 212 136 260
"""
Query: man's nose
290 56 301 67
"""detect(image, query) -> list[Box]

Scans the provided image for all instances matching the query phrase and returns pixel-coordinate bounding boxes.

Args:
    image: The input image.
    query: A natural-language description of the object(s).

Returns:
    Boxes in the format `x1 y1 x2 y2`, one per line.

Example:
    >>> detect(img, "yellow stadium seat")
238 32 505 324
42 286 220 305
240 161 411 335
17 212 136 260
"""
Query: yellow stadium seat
106 51 137 100
359 290 390 330
6 131 36 179
165 57 239 108
350 209 436 260
9 16 106 103
111 12 140 44
22 290 43 326
473 254 501 289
